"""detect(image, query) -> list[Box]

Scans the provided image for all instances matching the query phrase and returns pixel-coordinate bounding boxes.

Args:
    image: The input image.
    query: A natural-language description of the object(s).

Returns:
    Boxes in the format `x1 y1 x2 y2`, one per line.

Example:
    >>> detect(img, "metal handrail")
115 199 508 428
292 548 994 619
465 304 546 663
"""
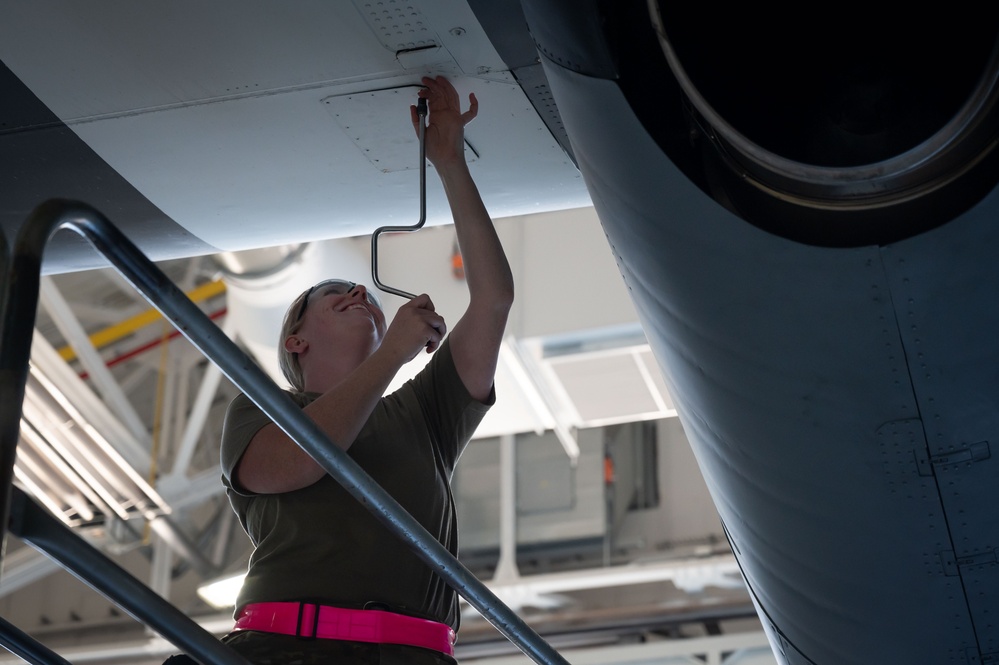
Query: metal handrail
7 488 243 665
0 208 251 664
1 199 570 665
0 612 72 665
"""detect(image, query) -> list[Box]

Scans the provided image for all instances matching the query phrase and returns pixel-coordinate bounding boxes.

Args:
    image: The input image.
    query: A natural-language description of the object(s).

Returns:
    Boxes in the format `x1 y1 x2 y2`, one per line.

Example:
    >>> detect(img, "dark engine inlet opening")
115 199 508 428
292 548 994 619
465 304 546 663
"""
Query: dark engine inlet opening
655 7 996 168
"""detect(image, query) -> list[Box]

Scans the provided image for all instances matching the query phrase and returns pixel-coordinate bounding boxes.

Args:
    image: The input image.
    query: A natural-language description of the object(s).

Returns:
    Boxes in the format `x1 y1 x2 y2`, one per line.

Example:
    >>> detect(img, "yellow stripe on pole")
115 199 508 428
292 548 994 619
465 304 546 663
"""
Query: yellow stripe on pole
57 280 227 362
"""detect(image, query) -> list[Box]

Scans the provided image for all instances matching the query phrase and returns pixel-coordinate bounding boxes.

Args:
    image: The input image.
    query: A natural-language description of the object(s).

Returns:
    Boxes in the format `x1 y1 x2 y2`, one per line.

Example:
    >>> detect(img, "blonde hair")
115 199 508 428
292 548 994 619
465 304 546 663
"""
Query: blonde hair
277 287 313 393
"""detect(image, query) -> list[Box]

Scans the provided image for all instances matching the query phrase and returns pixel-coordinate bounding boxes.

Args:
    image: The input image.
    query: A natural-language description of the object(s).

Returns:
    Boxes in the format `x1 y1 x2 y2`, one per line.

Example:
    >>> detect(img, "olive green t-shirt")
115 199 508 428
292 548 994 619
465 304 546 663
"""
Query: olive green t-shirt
220 340 492 630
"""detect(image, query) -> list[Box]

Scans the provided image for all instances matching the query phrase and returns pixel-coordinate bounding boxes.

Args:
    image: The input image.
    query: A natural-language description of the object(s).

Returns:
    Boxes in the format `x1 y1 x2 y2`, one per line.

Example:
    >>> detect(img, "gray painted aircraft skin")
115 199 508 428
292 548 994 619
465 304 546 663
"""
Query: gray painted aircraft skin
2 2 997 663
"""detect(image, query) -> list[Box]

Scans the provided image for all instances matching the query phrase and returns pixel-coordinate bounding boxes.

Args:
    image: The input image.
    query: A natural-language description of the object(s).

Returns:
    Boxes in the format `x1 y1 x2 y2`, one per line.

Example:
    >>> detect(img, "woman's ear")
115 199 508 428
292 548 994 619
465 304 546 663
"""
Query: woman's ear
284 334 308 355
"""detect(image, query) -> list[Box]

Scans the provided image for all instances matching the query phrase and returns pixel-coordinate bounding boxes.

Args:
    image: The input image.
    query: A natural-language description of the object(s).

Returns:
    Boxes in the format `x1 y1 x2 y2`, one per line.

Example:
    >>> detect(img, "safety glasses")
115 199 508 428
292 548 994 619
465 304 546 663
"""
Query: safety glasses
295 279 382 323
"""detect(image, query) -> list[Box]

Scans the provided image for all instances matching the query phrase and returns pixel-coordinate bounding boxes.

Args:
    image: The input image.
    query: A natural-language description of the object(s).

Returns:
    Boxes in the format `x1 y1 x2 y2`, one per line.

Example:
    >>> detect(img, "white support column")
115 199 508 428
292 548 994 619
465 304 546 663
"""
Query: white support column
149 532 173 601
38 277 150 447
158 351 180 472
493 433 520 584
169 363 221 481
164 318 234 483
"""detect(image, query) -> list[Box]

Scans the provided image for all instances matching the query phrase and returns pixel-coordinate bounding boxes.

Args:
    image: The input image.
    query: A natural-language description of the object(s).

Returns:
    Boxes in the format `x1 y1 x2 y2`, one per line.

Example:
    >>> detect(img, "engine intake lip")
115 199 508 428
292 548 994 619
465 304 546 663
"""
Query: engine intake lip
647 1 999 218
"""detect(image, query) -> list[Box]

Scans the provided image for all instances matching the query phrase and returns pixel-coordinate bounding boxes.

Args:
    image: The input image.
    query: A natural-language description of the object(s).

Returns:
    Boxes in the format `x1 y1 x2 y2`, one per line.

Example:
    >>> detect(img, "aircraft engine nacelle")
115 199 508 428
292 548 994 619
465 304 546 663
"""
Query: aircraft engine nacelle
517 1 999 662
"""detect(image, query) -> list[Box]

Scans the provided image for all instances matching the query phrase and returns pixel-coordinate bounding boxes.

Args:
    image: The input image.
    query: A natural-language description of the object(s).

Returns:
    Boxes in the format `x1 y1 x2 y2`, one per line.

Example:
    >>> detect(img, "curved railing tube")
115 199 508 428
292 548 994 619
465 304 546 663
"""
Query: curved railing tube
0 612 73 665
8 488 246 665
0 207 251 664
5 199 569 665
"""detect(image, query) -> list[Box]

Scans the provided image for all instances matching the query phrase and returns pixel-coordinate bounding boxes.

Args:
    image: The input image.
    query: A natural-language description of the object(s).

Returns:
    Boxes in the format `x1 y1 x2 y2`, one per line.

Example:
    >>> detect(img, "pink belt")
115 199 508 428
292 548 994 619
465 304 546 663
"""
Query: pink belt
232 601 456 656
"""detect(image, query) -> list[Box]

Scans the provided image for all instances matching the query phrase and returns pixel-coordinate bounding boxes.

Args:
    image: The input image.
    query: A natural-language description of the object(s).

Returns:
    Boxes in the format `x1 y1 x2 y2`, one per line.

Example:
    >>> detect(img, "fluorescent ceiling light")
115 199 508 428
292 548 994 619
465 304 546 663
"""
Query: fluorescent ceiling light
197 572 245 609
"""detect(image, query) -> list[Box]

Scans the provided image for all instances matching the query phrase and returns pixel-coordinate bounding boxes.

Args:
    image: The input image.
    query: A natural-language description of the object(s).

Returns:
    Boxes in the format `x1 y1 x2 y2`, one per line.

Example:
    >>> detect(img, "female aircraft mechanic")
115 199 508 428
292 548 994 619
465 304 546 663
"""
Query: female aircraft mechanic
217 75 513 664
